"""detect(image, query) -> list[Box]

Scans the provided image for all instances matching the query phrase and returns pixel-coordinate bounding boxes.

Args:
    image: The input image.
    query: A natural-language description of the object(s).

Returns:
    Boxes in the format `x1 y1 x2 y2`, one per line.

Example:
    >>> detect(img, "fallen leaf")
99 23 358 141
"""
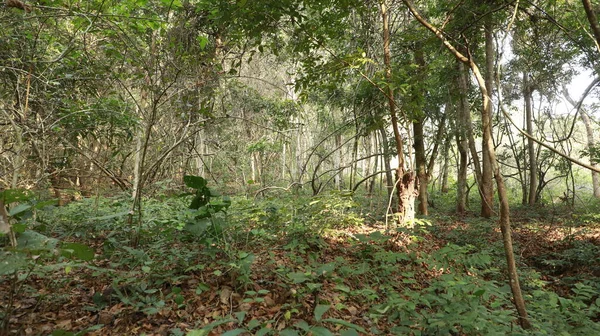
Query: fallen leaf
56 319 72 329
98 312 113 325
220 286 233 305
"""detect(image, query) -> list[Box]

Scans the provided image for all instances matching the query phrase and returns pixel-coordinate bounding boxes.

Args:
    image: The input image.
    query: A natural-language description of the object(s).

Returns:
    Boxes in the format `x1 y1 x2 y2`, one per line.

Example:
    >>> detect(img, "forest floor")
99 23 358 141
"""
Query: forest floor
1 195 600 335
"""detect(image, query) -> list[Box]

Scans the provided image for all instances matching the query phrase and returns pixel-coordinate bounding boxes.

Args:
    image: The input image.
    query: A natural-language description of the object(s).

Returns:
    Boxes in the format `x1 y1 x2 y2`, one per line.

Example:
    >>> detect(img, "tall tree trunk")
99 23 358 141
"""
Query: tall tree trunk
379 127 394 201
132 129 143 201
370 133 378 195
458 63 484 192
414 119 427 215
524 73 537 205
334 134 343 189
481 19 495 217
382 1 416 225
455 72 469 214
402 0 531 328
413 47 428 215
440 132 451 193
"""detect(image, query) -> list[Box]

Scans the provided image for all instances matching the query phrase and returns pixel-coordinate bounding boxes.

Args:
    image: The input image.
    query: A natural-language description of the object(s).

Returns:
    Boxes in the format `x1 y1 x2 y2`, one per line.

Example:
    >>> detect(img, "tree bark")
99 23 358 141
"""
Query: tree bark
0 187 17 247
5 0 31 12
334 133 343 189
402 0 531 328
581 0 600 52
524 73 537 205
414 119 427 215
481 19 495 217
440 131 451 193
413 47 428 215
455 69 469 215
382 1 416 225
458 63 484 193
379 127 394 201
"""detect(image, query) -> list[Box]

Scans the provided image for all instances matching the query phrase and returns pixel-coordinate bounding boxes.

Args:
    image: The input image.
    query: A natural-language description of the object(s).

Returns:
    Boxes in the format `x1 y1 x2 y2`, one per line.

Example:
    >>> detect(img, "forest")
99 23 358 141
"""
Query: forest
1 0 600 335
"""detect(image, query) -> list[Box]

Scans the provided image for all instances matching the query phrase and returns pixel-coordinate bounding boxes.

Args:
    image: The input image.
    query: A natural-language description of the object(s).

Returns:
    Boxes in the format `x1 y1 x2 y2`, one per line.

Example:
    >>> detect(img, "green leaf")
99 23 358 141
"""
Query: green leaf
17 230 59 250
193 318 236 335
8 203 31 217
309 326 333 336
306 283 322 291
61 242 95 261
287 271 310 284
316 262 336 276
340 329 359 336
52 330 75 336
184 218 211 236
0 251 28 275
335 284 351 293
473 289 486 297
254 327 271 336
279 330 299 336
198 36 209 50
1 189 33 203
184 175 208 189
294 320 310 331
322 319 366 333
12 223 27 233
234 311 246 324
247 319 261 329
314 304 330 322
221 329 247 336
195 283 210 294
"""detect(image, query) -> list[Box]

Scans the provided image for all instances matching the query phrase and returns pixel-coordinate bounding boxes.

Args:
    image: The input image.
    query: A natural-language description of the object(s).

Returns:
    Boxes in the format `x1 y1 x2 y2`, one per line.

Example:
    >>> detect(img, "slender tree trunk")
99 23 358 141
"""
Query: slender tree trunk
402 0 531 328
382 1 416 225
563 86 600 197
481 19 495 217
581 114 600 198
581 0 600 52
413 48 428 215
379 127 394 200
414 119 427 215
458 63 484 191
335 134 343 189
524 73 537 205
350 133 359 189
370 133 378 195
132 129 143 201
455 77 469 214
441 132 451 193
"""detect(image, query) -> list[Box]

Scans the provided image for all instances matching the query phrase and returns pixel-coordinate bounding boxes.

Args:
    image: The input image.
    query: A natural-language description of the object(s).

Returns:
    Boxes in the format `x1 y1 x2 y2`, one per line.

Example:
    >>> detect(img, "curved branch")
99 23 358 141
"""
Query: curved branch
501 104 600 173
352 170 391 193
546 77 600 143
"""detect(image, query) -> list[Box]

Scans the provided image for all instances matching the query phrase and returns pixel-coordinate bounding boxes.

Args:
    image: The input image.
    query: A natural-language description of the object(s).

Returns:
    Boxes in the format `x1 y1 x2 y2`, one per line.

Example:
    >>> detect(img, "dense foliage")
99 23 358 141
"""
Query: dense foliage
2 0 600 335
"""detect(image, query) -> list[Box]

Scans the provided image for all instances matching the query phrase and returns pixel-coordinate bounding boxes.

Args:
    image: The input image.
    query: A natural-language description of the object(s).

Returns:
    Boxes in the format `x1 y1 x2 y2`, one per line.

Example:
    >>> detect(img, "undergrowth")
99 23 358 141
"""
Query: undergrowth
1 187 600 335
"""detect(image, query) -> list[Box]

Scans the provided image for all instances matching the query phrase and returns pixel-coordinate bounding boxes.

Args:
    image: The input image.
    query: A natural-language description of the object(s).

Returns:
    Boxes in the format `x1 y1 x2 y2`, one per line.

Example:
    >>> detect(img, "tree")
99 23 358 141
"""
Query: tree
401 0 531 328
381 0 417 224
